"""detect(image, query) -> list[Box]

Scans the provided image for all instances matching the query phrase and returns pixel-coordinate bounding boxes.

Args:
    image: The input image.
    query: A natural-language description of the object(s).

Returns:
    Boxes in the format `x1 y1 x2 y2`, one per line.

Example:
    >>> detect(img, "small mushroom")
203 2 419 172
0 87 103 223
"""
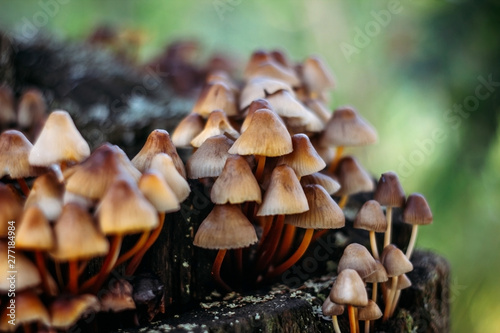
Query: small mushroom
186 135 235 179
191 81 238 117
25 172 64 221
322 298 344 333
190 110 240 148
0 290 50 332
150 153 191 202
353 200 387 259
403 193 433 259
358 300 382 333
49 294 100 330
171 113 205 148
338 243 378 279
334 156 374 209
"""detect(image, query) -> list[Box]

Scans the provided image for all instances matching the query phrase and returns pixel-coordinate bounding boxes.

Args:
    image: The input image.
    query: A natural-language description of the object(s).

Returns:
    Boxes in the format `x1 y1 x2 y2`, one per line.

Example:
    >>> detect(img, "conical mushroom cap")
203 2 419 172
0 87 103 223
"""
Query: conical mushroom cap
374 172 406 207
386 273 412 290
338 243 378 279
193 204 257 249
300 172 341 195
241 99 276 133
211 155 262 204
100 279 136 312
239 77 292 109
228 109 292 157
381 245 413 277
0 130 38 178
257 165 309 216
50 203 109 261
97 179 159 235
29 110 90 166
364 260 388 283
50 294 100 330
132 129 186 178
329 269 368 307
358 300 382 321
243 50 272 76
403 193 433 225
266 90 310 119
25 172 64 221
17 89 46 128
0 184 23 237
302 55 336 96
285 184 344 229
0 86 16 124
16 206 54 251
150 153 191 202
139 171 180 213
354 200 387 233
0 242 41 292
245 61 300 87
190 110 240 147
172 113 205 147
322 298 345 316
192 82 238 117
65 144 140 200
0 291 50 331
320 106 377 147
335 156 374 196
187 135 234 178
278 134 326 177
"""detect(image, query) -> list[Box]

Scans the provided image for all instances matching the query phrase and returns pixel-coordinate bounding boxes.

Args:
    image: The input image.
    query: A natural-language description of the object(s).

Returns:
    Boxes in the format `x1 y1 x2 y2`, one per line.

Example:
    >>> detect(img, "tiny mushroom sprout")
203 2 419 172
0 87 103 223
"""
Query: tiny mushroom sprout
353 200 387 259
403 193 433 259
0 290 50 332
330 268 369 333
322 298 345 333
0 130 39 195
29 110 90 181
320 106 377 173
381 245 413 321
358 300 383 333
373 172 406 248
194 204 258 291
190 110 240 148
100 279 136 313
49 294 100 331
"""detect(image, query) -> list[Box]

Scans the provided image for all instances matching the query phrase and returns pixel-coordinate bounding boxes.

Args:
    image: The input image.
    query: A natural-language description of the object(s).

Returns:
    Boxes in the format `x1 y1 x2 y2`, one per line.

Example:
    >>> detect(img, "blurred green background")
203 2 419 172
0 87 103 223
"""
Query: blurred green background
1 0 498 331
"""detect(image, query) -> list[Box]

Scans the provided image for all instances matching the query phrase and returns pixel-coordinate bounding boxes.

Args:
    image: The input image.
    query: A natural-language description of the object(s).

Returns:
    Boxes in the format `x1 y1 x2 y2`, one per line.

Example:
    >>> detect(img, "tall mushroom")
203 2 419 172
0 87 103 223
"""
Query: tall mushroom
403 193 433 259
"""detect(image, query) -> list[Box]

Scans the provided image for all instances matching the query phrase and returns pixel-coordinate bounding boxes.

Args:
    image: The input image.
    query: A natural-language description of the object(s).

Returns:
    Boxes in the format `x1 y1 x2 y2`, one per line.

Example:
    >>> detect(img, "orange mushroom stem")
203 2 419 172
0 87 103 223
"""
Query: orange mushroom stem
34 251 52 294
348 305 357 333
114 231 150 268
68 260 79 294
212 249 231 291
327 146 344 173
274 224 296 264
82 236 122 293
254 154 266 182
16 178 31 196
255 214 285 273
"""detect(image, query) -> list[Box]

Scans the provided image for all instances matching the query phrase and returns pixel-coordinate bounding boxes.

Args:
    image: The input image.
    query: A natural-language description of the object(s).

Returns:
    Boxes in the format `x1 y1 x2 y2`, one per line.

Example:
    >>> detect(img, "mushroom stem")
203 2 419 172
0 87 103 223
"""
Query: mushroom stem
34 251 52 294
256 216 273 253
83 235 122 293
328 146 344 173
311 195 348 243
383 276 398 321
369 231 379 260
390 290 402 317
55 262 64 288
114 231 150 268
355 308 360 333
372 282 378 302
348 305 357 333
68 260 79 294
405 225 419 259
16 178 30 196
255 214 284 273
78 260 89 276
212 249 231 291
364 320 370 333
266 228 314 280
332 315 341 333
254 155 266 182
126 214 165 275
274 224 296 264
383 207 393 248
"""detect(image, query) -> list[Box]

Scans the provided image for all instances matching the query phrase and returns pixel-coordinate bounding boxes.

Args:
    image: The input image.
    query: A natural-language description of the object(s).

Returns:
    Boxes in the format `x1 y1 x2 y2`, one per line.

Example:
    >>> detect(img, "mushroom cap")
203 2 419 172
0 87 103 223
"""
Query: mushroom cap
354 200 387 233
322 298 345 316
386 273 412 290
0 130 38 178
338 243 378 279
245 61 300 87
16 206 54 251
329 269 368 307
192 82 238 117
211 155 262 204
206 70 238 93
193 204 258 250
266 90 310 119
285 184 344 229
0 183 23 237
150 153 191 202
25 172 64 221
50 294 100 330
228 109 292 157
241 99 276 133
100 279 136 312
190 110 240 148
305 99 332 123
0 85 16 124
403 193 433 225
320 106 377 147
132 129 186 178
302 55 336 95
257 165 309 216
358 300 382 321
374 172 406 207
381 245 413 277
139 171 180 213
240 77 292 110
334 156 374 196
97 179 159 235
187 135 234 178
171 113 205 147
29 110 90 166
0 290 50 331
243 50 272 76
0 241 41 292
270 49 291 67
300 172 341 195
278 134 326 177
65 143 140 200
364 260 388 283
50 203 109 261
17 89 47 128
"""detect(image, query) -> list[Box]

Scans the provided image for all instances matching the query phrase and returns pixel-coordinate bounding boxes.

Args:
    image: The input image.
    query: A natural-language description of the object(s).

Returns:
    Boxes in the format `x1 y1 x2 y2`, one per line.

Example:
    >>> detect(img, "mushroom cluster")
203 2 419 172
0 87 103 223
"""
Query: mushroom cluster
0 108 189 331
